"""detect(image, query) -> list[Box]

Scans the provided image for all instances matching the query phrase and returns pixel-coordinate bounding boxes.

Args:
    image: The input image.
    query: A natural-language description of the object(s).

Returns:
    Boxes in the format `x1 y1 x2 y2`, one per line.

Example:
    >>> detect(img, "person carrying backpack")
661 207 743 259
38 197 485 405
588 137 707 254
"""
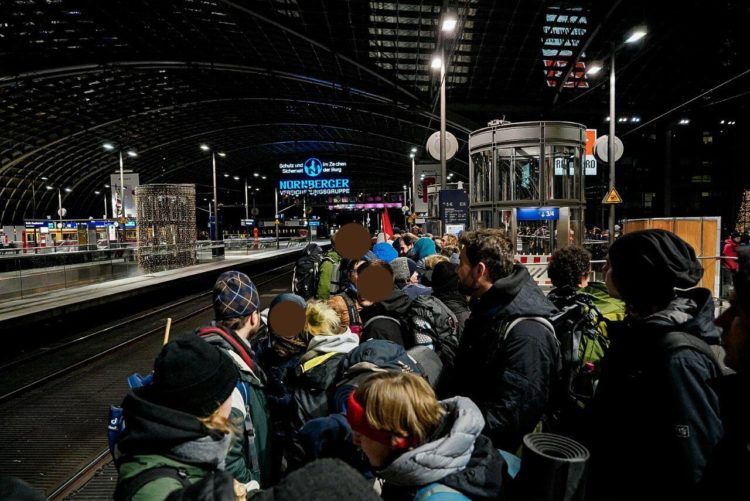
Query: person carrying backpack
584 230 723 501
292 301 360 429
359 260 413 346
198 271 273 488
347 372 505 500
114 336 242 500
452 229 561 454
545 246 611 434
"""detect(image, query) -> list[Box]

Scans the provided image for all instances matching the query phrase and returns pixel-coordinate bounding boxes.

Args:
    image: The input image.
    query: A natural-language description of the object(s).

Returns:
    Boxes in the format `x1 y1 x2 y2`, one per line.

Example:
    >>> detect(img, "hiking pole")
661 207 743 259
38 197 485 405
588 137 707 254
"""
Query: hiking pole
163 318 172 345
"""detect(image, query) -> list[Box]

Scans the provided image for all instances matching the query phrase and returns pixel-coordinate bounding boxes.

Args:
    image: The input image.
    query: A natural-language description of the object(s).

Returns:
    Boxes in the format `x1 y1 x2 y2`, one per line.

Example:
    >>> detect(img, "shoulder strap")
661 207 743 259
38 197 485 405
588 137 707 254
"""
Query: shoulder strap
233 381 261 480
114 465 190 501
657 331 720 369
414 482 470 501
363 314 402 331
339 293 361 325
198 327 254 370
501 316 556 341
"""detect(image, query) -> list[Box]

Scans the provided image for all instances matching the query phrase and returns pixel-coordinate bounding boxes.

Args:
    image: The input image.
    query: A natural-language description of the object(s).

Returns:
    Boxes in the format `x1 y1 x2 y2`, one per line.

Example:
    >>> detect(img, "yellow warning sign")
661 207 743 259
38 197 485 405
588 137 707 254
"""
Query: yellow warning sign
274 219 280 225
602 187 623 204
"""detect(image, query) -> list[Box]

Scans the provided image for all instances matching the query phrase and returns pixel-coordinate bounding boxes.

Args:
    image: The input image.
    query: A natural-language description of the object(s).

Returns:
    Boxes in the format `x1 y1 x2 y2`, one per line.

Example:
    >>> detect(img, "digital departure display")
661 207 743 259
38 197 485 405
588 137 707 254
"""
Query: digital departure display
278 158 351 196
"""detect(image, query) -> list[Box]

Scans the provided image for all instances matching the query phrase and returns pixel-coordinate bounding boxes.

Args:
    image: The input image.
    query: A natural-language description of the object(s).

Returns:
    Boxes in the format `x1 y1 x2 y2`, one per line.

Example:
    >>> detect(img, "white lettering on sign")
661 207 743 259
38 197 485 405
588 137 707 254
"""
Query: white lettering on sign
278 160 347 175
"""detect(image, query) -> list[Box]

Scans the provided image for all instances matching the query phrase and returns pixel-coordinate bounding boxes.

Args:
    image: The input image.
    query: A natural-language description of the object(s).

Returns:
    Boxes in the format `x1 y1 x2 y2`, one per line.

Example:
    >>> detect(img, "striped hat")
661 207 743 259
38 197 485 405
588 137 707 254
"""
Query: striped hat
213 271 260 320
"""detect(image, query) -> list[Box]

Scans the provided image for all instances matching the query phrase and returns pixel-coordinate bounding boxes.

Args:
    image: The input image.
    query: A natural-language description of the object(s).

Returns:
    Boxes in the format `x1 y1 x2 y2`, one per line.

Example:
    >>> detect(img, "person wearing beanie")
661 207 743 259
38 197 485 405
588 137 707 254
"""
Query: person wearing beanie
115 336 242 500
346 372 505 500
391 256 431 299
430 261 470 333
197 270 273 488
410 237 437 269
253 292 309 480
292 301 360 429
698 246 750 499
585 229 723 501
372 242 398 263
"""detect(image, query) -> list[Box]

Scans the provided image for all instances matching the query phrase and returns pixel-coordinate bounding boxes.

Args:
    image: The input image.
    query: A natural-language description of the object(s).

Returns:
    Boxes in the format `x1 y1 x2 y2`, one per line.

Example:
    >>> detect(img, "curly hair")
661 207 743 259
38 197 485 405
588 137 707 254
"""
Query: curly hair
459 229 514 282
547 245 592 289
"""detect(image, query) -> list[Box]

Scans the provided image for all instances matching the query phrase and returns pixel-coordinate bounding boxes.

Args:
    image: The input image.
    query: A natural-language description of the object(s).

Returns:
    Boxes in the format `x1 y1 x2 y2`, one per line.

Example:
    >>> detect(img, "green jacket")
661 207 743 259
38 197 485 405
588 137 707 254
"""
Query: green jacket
582 281 626 323
226 359 272 487
315 249 342 300
117 455 207 500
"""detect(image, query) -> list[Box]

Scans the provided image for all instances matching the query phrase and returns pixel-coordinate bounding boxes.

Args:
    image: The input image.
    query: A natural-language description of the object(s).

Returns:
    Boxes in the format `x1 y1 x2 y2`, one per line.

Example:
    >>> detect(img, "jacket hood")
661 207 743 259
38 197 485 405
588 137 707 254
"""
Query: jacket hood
412 238 437 261
361 289 412 322
472 265 557 319
306 332 360 356
403 283 433 299
116 391 230 469
629 287 721 344
378 397 485 486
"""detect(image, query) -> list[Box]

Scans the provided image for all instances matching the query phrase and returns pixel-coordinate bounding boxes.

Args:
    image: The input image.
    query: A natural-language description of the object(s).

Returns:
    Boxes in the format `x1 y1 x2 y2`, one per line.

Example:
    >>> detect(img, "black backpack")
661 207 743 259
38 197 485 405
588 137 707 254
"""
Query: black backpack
292 243 326 299
406 295 460 373
361 295 460 373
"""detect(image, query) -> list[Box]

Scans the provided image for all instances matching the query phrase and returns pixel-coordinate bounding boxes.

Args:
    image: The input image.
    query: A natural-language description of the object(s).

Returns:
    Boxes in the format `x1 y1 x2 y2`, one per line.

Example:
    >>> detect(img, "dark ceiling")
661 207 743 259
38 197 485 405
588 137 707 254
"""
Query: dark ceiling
1 0 748 222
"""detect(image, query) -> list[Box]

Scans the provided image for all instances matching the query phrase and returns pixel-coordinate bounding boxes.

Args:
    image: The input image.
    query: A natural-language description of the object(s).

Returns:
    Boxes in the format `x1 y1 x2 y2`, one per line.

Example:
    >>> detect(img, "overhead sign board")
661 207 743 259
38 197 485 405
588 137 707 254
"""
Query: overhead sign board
278 158 350 196
439 189 469 228
517 207 560 221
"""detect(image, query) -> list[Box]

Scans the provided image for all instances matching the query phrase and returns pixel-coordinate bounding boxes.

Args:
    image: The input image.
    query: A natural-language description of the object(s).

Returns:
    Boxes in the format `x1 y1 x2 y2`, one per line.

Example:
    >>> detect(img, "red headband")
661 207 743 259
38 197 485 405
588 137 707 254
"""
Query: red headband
346 391 414 450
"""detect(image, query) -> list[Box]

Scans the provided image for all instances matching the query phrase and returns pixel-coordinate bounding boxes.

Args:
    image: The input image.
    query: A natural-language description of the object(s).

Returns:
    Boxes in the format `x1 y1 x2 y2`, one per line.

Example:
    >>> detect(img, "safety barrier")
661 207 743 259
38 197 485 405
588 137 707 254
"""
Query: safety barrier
515 254 552 286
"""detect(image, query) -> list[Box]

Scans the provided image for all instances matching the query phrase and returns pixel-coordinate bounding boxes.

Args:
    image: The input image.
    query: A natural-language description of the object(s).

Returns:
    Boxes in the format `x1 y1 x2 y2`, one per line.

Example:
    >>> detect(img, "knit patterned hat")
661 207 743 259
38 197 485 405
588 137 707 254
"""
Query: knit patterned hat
213 271 260 320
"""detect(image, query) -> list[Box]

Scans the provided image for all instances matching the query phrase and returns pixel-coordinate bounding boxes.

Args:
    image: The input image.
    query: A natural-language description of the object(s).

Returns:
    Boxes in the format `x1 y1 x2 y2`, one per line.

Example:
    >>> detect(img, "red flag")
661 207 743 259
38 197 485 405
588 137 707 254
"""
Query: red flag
382 209 394 241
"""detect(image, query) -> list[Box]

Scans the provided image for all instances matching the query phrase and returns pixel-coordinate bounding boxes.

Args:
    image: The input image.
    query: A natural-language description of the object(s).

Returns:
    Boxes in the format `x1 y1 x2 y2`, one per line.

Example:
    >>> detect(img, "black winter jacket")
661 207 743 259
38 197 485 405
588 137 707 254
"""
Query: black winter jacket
584 288 723 501
360 289 412 347
452 265 561 452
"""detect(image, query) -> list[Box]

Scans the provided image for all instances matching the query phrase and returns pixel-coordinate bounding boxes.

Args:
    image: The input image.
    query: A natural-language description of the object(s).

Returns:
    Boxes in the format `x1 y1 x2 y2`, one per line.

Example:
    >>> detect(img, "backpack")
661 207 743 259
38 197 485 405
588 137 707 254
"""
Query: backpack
328 258 353 296
292 243 326 299
114 465 192 501
547 294 609 410
407 295 460 373
414 483 470 501
331 339 443 412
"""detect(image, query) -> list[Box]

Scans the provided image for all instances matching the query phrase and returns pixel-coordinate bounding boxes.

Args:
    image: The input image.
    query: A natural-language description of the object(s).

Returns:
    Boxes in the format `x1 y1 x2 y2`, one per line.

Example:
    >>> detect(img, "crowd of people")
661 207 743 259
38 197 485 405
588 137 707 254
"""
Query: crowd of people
101 226 750 500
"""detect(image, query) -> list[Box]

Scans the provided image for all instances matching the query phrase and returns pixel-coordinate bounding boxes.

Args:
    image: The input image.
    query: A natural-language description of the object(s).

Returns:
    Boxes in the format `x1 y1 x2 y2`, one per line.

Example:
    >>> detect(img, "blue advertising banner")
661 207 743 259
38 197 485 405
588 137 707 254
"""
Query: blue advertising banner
278 158 351 196
439 190 469 228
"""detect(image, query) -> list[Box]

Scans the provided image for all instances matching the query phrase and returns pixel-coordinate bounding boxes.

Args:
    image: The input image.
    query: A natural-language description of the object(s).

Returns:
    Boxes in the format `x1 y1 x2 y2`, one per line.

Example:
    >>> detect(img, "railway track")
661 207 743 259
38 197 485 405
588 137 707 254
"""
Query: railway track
0 264 295 499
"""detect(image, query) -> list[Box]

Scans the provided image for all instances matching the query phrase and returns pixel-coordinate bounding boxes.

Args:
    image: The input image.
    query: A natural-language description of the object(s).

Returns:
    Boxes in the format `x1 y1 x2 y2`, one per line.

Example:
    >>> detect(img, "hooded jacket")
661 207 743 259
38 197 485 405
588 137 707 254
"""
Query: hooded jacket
293 332 360 428
723 237 740 272
115 391 232 500
378 397 505 500
360 289 413 347
453 265 561 453
585 287 723 501
200 326 272 486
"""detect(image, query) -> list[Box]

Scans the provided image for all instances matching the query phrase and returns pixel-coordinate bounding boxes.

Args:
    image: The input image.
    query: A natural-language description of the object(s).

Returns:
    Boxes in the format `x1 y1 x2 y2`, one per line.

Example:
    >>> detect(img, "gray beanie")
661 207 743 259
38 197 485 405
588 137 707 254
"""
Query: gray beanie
391 257 417 283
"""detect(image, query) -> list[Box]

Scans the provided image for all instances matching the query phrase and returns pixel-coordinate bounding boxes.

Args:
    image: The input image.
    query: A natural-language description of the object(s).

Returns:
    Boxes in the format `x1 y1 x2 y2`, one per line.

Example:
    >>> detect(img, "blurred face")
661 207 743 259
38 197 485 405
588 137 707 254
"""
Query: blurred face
352 431 394 469
603 259 621 299
716 298 750 372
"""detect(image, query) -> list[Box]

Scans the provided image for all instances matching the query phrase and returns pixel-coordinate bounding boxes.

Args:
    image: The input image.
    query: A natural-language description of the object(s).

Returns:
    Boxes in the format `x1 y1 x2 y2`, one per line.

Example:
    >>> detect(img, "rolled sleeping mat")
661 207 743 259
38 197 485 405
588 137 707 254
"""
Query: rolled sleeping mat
517 432 590 501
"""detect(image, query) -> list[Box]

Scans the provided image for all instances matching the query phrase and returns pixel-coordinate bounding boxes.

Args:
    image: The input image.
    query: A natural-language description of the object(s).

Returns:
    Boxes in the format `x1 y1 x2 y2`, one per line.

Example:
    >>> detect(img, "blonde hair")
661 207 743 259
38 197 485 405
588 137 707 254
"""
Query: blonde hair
442 234 458 247
354 372 445 445
424 254 449 270
199 406 235 435
305 300 342 336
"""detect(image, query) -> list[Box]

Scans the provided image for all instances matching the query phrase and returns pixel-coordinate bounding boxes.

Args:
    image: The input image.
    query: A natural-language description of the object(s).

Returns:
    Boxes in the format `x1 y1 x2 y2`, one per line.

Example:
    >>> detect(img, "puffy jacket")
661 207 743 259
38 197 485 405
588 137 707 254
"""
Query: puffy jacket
584 288 723 500
360 289 413 346
316 249 342 300
292 332 360 429
379 397 505 500
115 391 232 500
200 326 272 487
452 265 561 452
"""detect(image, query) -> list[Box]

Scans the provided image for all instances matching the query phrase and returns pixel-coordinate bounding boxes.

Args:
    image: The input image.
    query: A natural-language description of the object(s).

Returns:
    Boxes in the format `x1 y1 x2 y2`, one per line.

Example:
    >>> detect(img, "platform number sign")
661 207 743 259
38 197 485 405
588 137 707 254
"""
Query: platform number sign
585 129 597 176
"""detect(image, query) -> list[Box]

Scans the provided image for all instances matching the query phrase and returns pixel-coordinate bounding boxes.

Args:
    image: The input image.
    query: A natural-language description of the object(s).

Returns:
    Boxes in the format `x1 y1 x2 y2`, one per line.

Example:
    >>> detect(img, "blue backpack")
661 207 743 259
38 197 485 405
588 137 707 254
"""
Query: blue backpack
414 483 470 500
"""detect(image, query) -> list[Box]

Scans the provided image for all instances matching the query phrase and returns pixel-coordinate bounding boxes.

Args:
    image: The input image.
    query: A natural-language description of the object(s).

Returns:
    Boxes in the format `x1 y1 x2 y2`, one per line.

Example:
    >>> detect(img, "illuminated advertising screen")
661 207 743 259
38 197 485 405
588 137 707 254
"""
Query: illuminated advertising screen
278 158 350 196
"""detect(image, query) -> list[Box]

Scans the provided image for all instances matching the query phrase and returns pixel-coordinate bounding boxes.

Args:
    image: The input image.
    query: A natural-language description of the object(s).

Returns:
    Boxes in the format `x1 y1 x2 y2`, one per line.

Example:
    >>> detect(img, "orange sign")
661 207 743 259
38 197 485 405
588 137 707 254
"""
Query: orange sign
585 129 597 155
602 187 623 204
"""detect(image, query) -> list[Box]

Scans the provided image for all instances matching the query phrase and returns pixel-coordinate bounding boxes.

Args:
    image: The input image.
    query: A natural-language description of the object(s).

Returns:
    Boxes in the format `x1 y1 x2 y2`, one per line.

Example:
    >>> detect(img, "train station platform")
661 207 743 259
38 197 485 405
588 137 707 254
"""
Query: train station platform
0 240 328 332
